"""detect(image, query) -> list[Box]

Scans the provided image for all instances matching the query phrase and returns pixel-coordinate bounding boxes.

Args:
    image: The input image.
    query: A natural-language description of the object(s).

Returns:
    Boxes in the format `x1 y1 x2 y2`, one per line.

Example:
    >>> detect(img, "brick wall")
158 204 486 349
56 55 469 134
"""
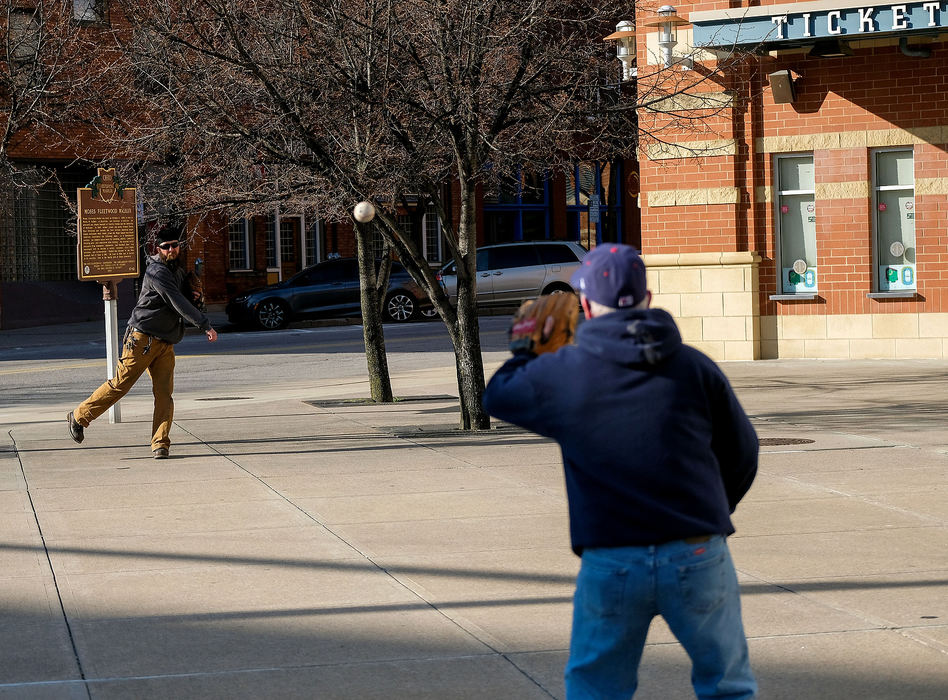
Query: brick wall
635 2 948 359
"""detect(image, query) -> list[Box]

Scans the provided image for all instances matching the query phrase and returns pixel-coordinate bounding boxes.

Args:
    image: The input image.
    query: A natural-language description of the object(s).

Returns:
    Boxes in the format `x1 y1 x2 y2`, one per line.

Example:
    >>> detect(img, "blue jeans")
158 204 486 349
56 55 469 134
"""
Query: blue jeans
565 536 756 699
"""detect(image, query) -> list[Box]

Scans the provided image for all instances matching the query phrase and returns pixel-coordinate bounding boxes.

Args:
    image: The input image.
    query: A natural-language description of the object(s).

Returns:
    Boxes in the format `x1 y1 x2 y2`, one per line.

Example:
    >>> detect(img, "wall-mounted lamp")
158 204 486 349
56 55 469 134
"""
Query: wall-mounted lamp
642 5 692 69
808 39 853 58
603 20 636 81
768 69 797 104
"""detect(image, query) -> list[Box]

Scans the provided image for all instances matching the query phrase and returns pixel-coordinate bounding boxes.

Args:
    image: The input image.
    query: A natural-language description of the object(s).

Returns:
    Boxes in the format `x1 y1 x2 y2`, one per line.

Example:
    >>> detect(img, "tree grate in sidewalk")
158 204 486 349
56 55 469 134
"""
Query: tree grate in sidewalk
383 423 531 439
759 437 815 446
305 395 457 409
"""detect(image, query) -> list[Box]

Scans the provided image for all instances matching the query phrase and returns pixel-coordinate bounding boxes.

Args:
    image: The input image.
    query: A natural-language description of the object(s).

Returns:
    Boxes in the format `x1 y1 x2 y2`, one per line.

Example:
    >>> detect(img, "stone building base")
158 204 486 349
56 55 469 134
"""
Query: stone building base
760 314 948 360
643 251 948 361
643 252 761 361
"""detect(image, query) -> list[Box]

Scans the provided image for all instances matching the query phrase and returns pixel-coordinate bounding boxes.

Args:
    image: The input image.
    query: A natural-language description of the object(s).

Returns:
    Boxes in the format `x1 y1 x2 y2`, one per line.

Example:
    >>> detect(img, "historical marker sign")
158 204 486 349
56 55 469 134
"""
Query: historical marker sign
77 168 139 281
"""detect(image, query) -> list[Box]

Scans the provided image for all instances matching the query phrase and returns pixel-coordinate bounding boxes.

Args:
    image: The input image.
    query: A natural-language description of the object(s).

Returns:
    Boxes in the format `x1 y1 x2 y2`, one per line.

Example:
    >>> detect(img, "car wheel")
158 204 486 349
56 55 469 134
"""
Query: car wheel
543 283 575 296
255 299 289 330
419 307 439 319
542 284 582 313
386 292 416 322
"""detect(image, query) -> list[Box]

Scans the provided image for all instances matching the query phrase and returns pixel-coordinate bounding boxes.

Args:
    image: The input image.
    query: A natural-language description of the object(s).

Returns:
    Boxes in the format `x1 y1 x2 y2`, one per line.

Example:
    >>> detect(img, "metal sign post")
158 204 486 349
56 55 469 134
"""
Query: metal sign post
101 281 121 423
76 168 140 426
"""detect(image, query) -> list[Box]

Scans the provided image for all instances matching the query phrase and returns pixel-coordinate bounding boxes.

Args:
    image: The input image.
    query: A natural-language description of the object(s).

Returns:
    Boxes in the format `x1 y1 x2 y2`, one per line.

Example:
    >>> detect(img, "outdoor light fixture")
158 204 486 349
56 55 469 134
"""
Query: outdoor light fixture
808 39 853 58
643 5 691 69
604 20 637 81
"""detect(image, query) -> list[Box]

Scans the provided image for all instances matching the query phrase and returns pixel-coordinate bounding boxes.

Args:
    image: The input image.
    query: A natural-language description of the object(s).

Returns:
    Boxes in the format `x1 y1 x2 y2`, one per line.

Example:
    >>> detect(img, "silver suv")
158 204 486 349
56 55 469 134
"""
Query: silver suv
437 241 587 307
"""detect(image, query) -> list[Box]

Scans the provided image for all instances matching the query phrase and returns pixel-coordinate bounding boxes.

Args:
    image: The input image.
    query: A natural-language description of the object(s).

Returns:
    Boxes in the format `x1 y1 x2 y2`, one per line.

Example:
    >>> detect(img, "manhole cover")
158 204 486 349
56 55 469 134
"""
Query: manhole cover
759 437 815 446
196 397 252 401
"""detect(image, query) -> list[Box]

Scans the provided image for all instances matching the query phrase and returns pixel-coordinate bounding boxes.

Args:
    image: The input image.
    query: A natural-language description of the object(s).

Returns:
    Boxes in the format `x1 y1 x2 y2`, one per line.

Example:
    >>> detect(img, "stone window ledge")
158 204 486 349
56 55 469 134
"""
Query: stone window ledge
770 294 819 301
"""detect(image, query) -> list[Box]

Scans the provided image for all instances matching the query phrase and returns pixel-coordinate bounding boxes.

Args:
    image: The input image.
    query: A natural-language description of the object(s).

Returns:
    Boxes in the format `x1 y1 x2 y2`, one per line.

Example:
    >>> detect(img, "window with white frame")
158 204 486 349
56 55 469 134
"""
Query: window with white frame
228 218 252 270
279 219 295 264
368 216 401 260
10 9 41 63
305 220 320 266
74 0 106 23
265 215 277 267
423 210 442 263
873 149 916 292
775 154 818 294
392 210 442 263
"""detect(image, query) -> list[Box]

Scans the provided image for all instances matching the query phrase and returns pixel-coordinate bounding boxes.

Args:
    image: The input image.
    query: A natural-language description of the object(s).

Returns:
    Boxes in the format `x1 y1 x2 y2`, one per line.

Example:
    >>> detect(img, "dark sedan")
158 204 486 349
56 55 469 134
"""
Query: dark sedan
226 258 435 330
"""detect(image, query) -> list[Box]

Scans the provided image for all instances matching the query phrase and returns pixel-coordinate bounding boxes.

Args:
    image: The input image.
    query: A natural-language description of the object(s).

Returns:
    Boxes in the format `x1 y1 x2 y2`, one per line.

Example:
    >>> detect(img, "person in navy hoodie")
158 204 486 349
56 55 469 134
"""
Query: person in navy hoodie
483 244 758 699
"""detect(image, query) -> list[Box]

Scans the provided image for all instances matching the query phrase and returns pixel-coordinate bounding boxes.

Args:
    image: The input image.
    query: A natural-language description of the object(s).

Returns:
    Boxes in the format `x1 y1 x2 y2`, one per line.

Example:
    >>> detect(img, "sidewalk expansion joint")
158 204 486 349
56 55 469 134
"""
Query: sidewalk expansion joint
173 421 503 655
9 430 90 692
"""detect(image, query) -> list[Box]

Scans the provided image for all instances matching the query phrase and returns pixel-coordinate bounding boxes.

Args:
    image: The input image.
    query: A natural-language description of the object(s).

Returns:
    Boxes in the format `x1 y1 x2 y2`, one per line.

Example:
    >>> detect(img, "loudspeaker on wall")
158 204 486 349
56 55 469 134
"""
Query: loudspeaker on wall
768 70 797 104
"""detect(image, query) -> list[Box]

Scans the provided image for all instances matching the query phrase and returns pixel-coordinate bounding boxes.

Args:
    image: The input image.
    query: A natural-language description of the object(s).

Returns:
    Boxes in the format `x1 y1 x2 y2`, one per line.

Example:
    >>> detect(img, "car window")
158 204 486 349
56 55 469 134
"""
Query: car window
343 259 361 279
291 269 322 286
537 243 581 264
486 245 540 270
294 260 356 286
476 250 489 272
322 259 357 282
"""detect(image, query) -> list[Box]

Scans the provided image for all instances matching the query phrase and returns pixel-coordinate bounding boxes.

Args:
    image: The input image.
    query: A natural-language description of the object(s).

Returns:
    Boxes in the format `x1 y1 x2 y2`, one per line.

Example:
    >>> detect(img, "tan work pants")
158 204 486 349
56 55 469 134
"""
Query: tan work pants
74 330 176 450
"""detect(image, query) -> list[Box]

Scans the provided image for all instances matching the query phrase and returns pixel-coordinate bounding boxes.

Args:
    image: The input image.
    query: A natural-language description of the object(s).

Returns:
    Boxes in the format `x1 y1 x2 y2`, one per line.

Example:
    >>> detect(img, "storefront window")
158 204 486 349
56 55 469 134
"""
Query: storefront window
873 149 915 292
775 154 817 294
228 219 252 271
566 161 622 248
483 170 550 243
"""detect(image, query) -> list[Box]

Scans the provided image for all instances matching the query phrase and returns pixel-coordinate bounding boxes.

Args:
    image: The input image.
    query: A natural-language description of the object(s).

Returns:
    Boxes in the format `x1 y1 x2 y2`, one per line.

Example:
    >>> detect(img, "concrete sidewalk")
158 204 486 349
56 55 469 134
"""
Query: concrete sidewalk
1 358 946 698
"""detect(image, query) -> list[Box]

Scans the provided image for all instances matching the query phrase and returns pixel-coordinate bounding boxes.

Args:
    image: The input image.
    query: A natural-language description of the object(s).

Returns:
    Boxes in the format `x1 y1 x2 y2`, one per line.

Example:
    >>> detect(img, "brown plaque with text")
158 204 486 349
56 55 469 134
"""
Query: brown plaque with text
77 168 139 281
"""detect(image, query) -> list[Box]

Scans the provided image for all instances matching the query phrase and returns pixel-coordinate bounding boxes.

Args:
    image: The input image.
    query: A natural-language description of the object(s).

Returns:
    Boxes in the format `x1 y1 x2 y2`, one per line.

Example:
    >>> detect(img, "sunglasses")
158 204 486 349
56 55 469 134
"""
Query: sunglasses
157 241 180 250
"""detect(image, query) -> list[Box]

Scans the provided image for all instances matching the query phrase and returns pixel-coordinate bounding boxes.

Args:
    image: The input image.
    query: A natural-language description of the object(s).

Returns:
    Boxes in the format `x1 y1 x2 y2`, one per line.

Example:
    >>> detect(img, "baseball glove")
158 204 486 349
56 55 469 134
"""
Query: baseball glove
509 292 579 355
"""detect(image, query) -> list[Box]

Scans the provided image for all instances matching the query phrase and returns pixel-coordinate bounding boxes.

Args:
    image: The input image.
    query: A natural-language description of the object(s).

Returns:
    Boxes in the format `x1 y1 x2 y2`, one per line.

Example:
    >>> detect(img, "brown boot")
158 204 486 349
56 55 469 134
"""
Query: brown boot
67 412 84 444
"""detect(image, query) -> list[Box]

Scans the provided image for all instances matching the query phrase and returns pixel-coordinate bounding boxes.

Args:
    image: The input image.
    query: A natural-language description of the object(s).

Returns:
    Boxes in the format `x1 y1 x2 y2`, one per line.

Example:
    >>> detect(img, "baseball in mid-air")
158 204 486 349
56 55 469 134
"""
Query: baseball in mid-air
353 201 376 223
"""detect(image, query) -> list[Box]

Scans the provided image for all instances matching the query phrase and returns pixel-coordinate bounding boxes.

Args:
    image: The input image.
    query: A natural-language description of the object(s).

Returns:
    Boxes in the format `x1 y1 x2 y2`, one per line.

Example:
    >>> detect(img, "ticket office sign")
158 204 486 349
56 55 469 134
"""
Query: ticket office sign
77 169 139 281
692 2 948 49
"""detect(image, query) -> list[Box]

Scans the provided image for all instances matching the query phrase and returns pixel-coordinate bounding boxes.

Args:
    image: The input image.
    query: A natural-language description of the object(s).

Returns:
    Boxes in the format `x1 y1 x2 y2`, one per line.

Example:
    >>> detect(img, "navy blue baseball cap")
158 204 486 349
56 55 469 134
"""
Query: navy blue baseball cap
571 244 647 308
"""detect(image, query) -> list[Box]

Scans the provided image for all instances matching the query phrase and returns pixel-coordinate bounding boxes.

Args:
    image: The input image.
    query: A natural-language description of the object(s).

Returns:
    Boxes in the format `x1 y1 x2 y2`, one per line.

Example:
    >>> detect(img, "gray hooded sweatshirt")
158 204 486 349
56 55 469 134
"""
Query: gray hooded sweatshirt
127 255 211 344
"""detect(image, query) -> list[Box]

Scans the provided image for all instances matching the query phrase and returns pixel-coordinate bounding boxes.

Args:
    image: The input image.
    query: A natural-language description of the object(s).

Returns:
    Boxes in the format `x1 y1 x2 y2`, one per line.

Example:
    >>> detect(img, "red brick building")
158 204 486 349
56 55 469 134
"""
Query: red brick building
636 1 948 359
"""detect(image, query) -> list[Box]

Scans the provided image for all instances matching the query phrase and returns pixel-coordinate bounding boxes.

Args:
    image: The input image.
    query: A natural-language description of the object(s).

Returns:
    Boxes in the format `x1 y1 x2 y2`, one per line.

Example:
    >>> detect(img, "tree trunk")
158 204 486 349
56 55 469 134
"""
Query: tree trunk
451 179 490 430
355 220 394 403
354 189 489 429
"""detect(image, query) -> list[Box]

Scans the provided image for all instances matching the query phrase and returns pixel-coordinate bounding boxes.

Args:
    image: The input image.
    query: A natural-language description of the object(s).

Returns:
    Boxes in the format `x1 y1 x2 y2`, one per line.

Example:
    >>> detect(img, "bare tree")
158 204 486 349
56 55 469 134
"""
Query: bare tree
72 1 747 428
0 2 99 205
